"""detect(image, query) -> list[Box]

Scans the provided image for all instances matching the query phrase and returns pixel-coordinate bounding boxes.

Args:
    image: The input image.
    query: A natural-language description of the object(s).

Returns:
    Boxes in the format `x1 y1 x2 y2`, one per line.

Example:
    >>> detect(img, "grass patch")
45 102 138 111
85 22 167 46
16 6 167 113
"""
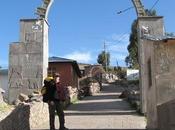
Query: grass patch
71 96 79 104
0 103 12 112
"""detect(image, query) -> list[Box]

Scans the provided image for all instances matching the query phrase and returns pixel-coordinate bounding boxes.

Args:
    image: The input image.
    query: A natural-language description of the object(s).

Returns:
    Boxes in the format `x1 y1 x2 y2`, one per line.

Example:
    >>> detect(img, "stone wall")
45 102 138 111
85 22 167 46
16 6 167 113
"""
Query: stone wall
157 99 175 130
0 104 30 130
140 39 175 130
89 82 100 95
79 77 101 97
153 40 175 130
67 86 78 102
0 102 49 130
30 102 49 129
142 39 158 129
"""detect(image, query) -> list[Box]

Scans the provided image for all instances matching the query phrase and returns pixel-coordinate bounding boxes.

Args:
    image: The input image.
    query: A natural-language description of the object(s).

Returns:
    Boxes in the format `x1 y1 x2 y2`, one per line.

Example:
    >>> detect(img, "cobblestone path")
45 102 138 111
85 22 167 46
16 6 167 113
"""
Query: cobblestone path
34 83 146 130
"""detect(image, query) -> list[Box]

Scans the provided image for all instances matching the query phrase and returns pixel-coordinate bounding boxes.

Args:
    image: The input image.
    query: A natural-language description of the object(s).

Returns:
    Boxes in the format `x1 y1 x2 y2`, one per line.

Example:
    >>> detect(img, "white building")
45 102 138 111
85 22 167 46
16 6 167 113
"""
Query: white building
127 69 139 80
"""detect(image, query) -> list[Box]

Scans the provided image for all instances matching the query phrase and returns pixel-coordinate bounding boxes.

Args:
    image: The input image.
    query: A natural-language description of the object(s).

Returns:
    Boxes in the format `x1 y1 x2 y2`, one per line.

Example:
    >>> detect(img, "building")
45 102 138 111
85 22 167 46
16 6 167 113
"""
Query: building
48 56 81 88
78 63 91 77
140 36 175 130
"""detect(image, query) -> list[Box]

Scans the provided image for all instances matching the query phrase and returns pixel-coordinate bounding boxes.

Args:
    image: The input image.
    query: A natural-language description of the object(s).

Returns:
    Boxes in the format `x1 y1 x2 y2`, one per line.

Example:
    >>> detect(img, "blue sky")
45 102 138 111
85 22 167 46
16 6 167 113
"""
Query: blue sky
0 0 175 68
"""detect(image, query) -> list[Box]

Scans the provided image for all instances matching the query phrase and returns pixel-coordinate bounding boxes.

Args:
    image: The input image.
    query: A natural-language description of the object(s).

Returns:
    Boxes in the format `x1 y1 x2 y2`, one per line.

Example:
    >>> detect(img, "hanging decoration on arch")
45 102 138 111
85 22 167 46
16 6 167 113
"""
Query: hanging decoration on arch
35 0 54 20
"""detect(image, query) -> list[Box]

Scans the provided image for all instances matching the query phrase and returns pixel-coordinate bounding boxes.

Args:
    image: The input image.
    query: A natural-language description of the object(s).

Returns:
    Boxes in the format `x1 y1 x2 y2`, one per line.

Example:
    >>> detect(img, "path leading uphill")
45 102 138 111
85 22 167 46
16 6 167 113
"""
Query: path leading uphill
34 83 146 130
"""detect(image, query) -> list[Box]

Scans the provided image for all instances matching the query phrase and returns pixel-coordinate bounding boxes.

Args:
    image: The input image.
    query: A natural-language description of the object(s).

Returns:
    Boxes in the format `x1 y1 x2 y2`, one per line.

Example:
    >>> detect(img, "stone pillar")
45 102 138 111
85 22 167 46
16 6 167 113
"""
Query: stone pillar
8 19 48 103
137 16 164 128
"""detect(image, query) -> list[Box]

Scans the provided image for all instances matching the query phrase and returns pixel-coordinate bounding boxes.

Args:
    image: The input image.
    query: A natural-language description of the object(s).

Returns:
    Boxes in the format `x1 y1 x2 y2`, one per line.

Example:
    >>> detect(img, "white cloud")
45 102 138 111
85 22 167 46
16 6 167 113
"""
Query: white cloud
64 51 92 63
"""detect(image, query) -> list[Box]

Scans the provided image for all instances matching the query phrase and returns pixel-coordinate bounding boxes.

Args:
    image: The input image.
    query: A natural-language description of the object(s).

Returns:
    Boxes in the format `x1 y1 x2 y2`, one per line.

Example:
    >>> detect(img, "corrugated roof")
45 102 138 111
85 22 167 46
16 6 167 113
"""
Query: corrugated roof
49 56 75 63
142 35 175 41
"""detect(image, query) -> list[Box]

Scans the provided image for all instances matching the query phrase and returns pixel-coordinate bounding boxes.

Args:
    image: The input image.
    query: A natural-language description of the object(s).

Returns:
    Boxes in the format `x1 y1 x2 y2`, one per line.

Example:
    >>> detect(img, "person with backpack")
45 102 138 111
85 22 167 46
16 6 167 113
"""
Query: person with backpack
42 73 68 130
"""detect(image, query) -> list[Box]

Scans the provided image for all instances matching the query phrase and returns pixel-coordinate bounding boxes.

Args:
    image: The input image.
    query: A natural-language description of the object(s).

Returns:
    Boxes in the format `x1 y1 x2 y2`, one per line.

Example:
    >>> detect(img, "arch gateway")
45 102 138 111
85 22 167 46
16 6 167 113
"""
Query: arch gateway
8 1 175 129
8 0 144 104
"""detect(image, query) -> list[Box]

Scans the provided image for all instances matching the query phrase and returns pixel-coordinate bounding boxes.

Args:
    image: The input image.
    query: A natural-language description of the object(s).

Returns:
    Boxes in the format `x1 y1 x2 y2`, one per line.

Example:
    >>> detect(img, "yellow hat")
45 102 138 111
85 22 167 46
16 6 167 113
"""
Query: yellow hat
44 76 54 82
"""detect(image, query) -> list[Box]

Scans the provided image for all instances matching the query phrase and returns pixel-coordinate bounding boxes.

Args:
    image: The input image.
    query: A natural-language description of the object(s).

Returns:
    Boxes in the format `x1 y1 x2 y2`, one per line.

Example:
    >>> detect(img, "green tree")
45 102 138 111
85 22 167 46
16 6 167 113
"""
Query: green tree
125 9 157 69
97 51 110 71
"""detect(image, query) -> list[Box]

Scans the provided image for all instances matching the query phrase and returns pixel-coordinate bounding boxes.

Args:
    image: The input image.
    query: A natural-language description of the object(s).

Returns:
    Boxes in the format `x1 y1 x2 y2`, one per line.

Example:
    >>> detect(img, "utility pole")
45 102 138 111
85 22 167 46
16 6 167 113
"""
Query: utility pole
116 59 119 67
104 41 108 72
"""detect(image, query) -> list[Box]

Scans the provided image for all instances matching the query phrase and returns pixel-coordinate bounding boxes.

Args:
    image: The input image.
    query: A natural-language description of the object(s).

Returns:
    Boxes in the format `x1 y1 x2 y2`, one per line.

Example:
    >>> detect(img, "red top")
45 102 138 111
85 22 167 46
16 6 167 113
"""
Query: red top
55 83 67 101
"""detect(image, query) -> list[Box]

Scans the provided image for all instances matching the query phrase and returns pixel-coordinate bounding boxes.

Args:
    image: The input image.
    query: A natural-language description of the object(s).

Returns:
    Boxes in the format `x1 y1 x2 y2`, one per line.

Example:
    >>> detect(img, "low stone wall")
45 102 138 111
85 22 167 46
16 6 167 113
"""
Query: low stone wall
67 86 78 102
89 82 100 95
30 102 49 129
0 88 5 103
79 77 99 97
118 80 140 111
157 99 175 130
0 104 30 130
0 102 49 130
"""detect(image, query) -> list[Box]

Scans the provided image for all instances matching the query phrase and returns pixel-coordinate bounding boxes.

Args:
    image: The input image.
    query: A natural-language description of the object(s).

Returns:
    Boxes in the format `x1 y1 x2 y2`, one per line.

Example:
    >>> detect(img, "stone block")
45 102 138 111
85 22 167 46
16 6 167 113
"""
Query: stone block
9 43 21 55
16 54 42 67
9 54 19 66
20 42 43 54
22 78 43 89
156 76 175 105
18 93 29 102
22 65 43 78
157 102 169 130
138 16 165 37
169 102 175 127
8 66 22 79
8 88 21 103
0 88 5 103
8 78 23 88
157 99 175 130
20 19 43 43
9 87 37 103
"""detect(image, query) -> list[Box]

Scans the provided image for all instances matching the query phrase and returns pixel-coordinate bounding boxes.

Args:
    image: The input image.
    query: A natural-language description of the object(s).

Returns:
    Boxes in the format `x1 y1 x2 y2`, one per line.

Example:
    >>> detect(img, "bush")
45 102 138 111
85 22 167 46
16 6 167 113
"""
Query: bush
127 80 139 85
115 67 126 79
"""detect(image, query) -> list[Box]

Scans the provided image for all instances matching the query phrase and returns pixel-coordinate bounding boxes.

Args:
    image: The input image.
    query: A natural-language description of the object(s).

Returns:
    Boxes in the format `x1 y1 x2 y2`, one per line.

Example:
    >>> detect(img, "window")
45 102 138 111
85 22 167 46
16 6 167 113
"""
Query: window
148 58 152 87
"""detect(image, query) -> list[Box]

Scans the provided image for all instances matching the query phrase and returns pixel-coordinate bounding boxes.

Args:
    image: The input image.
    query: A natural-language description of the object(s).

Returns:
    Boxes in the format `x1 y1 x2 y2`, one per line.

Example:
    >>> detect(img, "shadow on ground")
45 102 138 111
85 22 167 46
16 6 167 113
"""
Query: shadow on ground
65 111 137 116
33 129 146 130
101 84 125 93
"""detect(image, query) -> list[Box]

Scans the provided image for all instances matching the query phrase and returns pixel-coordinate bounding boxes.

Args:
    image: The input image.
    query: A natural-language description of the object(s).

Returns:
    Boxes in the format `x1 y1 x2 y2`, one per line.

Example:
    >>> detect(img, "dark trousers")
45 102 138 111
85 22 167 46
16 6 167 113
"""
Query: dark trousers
48 101 65 130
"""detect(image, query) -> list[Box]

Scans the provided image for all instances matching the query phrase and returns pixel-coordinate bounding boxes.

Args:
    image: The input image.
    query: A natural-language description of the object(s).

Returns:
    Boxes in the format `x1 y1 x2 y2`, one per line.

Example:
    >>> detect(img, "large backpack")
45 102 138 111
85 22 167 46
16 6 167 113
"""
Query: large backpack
41 77 54 102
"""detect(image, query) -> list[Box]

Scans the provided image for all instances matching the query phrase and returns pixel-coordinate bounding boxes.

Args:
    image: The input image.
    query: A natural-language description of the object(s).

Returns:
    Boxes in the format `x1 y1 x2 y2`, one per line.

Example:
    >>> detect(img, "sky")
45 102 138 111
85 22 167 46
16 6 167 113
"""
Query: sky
0 0 175 68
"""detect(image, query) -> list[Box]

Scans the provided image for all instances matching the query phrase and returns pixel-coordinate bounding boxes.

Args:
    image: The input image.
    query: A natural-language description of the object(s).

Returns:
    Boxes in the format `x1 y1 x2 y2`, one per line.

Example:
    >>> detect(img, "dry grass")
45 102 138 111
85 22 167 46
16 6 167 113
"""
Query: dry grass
0 102 13 112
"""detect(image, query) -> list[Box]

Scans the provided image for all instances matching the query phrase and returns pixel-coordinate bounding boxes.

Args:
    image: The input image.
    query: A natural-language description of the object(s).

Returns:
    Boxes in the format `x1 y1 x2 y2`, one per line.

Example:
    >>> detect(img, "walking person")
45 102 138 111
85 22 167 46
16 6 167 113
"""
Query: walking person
44 73 68 130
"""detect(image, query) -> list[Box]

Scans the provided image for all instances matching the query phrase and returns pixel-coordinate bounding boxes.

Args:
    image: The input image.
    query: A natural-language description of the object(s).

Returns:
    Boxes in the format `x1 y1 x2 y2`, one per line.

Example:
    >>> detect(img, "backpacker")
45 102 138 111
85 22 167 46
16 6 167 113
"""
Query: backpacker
41 77 54 102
